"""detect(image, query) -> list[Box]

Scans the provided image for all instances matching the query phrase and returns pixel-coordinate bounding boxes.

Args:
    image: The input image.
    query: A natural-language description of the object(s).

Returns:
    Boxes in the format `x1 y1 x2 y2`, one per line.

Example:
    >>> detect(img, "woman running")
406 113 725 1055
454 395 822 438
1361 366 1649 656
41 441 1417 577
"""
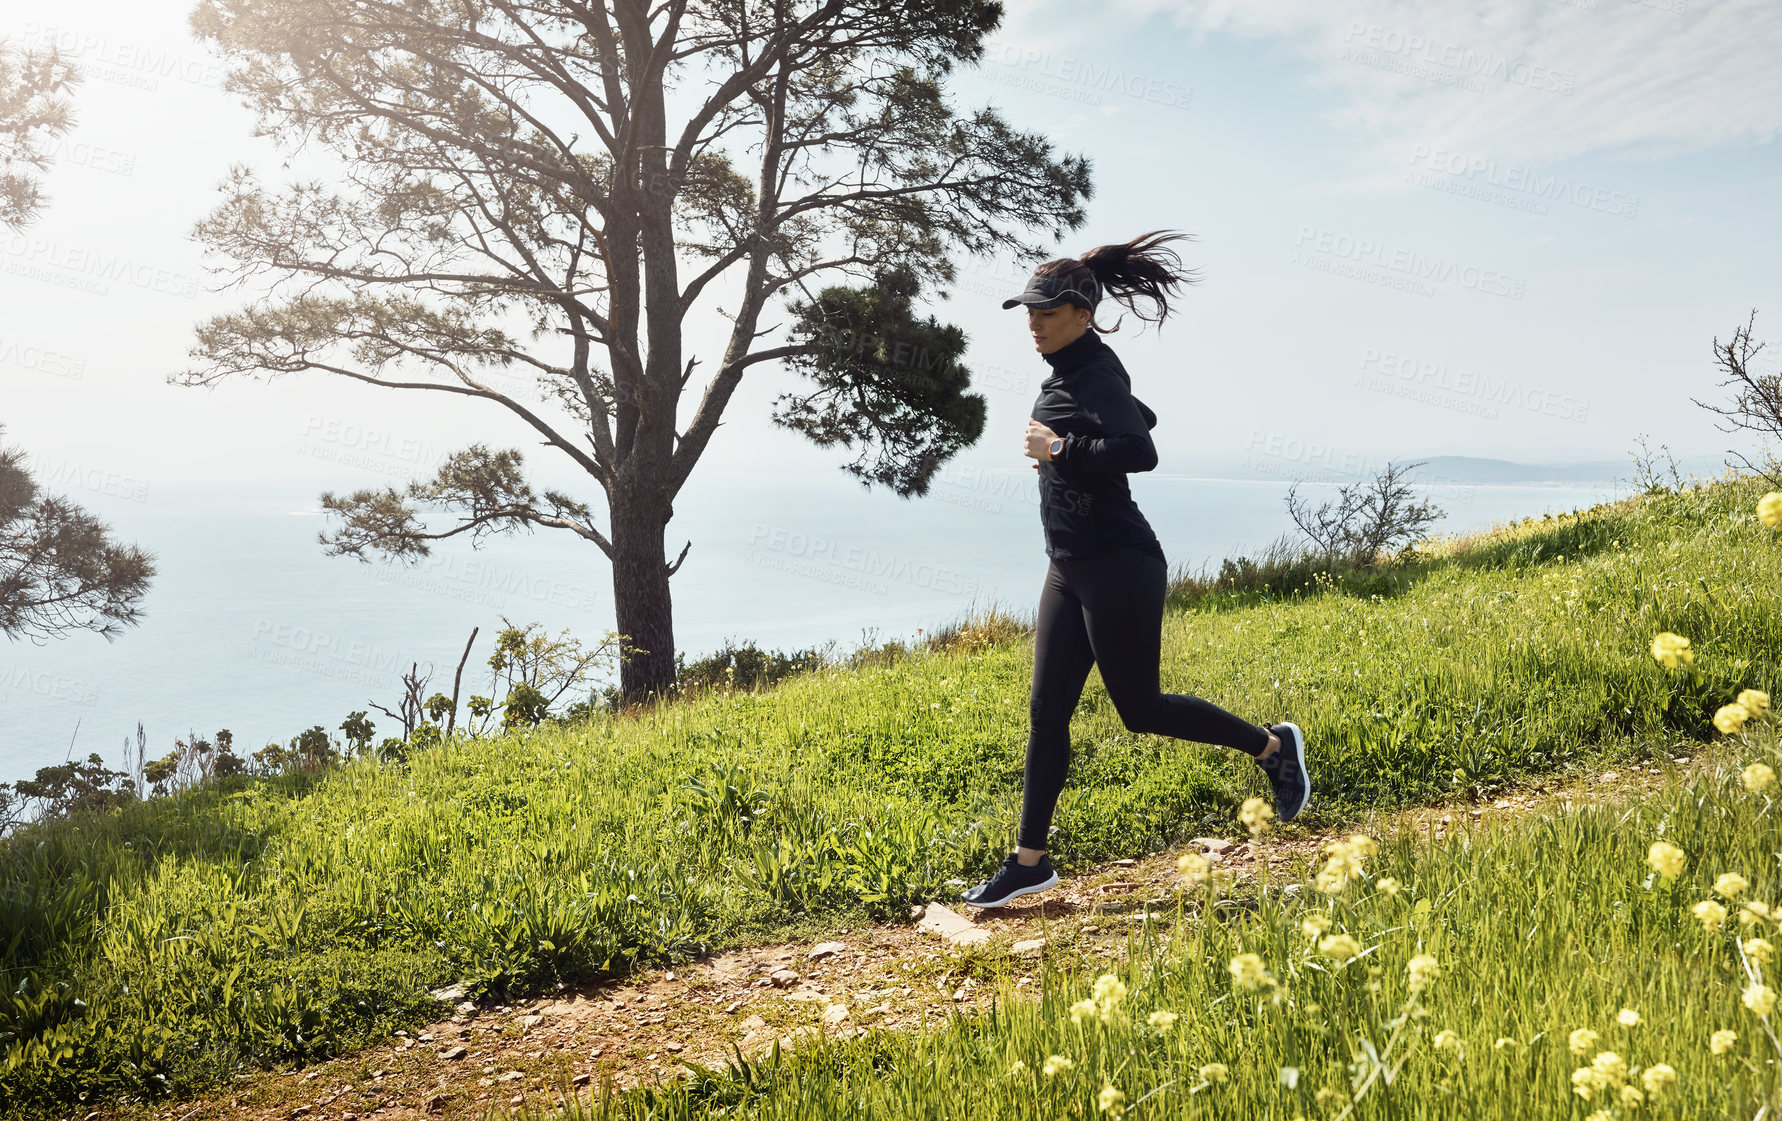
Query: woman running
961 230 1312 909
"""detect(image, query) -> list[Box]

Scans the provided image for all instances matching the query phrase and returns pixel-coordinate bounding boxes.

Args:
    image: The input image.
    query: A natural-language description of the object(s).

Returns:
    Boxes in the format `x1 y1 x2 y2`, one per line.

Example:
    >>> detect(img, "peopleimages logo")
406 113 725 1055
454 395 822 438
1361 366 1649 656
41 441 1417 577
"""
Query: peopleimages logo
20 23 227 92
1341 23 1578 94
1 234 201 299
1407 146 1640 219
1358 348 1591 424
1293 226 1527 301
747 524 982 598
986 44 1193 110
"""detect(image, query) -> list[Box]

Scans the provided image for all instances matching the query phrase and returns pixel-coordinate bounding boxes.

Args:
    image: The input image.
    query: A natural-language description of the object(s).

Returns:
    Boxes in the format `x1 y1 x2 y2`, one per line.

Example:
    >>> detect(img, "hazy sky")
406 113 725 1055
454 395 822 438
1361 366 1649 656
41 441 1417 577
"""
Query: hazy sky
5 0 1780 497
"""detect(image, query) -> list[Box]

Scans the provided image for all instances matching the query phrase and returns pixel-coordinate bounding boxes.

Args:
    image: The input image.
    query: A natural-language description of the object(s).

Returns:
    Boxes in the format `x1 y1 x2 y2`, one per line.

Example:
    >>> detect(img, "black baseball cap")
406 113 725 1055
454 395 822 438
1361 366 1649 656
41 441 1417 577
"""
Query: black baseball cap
1001 271 1101 311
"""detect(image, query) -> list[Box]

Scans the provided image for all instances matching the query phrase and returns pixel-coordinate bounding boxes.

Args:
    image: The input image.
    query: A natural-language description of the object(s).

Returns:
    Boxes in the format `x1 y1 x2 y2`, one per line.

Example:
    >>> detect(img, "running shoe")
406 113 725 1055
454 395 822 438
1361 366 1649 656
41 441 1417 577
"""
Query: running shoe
1257 722 1312 822
961 852 1059 908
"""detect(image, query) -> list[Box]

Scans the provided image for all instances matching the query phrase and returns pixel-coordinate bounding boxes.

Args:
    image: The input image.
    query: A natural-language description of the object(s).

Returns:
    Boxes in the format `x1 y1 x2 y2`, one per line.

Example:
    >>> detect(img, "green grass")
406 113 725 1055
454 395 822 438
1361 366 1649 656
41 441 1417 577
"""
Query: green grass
2 475 1778 1117
571 721 1782 1120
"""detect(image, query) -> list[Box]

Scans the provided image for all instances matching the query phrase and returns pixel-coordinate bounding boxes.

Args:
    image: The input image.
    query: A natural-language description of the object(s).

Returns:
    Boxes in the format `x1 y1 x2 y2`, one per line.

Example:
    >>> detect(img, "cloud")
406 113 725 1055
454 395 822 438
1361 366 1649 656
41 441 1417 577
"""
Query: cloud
1039 0 1782 177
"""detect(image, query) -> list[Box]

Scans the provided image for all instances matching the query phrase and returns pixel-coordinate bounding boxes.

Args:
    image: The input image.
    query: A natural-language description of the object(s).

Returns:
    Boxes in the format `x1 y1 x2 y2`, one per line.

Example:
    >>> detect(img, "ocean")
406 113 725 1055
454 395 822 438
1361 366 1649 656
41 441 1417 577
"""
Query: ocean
0 466 1622 785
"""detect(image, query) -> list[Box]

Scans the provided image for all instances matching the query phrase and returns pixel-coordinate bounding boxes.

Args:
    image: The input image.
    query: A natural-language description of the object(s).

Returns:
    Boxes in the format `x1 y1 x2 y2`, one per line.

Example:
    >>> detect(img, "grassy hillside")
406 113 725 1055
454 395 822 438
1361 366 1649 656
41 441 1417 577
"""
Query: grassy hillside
2 475 1778 1116
580 720 1782 1120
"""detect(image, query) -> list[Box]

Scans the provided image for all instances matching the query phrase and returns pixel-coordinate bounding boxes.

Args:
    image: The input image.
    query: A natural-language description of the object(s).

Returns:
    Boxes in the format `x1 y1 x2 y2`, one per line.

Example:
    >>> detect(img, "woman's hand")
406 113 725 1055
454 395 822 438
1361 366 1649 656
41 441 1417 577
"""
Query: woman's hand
1024 418 1059 469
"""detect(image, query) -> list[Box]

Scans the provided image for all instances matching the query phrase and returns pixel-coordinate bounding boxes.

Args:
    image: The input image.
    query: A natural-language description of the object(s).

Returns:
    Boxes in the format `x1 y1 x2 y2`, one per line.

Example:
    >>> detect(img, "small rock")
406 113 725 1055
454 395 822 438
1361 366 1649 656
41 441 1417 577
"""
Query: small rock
454 1000 477 1017
509 1095 524 1106
589 1047 605 1058
724 999 744 1013
739 1014 768 1032
665 971 676 981
1110 858 1137 867
430 983 467 1003
1011 938 1046 956
823 1003 849 1024
952 987 968 1002
784 989 826 1003
917 902 991 945
500 1070 524 1082
770 968 801 987
665 1041 683 1052
291 1109 313 1119
439 1045 468 1061
573 1073 591 1086
522 1014 544 1030
1080 925 1100 934
1191 837 1233 854
808 941 847 960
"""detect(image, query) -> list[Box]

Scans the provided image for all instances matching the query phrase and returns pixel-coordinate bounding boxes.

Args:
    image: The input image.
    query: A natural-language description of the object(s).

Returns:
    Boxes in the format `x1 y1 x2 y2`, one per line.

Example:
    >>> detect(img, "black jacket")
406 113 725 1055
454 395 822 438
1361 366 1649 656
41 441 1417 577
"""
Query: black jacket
1029 330 1166 564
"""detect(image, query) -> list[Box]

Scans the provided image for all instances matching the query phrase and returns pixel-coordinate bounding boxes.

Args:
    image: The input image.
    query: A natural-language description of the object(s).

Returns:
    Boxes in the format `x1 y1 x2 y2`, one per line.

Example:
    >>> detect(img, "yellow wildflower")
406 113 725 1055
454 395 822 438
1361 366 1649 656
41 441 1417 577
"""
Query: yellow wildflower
1568 1028 1600 1056
1301 912 1333 939
1718 872 1751 898
1740 689 1772 717
1740 900 1772 927
1177 851 1209 883
1617 1008 1641 1027
1571 1066 1608 1099
1433 1029 1463 1057
1648 840 1687 879
1069 998 1099 1025
1314 837 1373 895
1640 1062 1677 1098
1042 1054 1074 1077
1619 1084 1645 1108
1716 703 1752 735
1407 953 1441 993
1228 952 1272 991
1147 1009 1178 1032
1759 491 1782 529
1375 876 1401 895
1746 938 1776 966
1695 899 1730 931
1092 973 1127 1007
1742 982 1778 1018
1585 1112 1613 1121
1198 1062 1228 1084
1650 632 1694 668
1098 1084 1126 1118
1711 1028 1737 1054
1008 1059 1027 1077
1239 796 1275 836
1744 763 1778 792
1318 933 1363 963
1493 1037 1517 1050
1591 1051 1628 1086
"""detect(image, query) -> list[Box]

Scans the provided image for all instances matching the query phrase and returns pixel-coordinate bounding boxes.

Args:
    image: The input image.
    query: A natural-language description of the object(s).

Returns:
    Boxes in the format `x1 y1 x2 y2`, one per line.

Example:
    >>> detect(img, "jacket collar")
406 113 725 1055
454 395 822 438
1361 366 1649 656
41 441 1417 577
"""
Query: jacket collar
1040 328 1106 376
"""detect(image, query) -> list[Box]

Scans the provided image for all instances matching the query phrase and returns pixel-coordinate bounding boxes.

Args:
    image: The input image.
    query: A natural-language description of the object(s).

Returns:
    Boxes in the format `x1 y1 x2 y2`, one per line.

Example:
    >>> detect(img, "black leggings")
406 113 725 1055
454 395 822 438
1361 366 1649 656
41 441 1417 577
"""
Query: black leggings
1018 545 1272 851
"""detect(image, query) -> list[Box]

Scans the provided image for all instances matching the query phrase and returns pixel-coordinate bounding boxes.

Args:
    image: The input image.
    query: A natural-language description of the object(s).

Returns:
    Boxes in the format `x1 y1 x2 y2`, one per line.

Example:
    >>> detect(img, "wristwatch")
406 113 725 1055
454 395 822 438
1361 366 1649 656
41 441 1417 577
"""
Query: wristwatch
1047 437 1064 460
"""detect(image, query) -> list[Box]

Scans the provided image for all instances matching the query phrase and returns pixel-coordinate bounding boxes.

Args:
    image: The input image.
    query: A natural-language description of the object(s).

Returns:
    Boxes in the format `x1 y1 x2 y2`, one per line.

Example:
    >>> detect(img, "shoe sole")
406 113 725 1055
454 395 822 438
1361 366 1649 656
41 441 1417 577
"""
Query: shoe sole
1276 721 1311 822
962 870 1060 909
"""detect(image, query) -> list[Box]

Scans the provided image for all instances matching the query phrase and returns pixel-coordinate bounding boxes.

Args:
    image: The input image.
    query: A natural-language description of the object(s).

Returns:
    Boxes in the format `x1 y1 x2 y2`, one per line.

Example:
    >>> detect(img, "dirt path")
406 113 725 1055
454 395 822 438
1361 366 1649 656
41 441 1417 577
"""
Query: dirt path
98 758 1688 1121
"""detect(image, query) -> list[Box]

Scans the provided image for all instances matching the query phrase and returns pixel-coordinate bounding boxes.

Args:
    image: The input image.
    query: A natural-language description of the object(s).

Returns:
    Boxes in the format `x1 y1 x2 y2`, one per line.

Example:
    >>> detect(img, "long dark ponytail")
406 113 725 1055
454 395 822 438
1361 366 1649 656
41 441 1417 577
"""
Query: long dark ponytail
1034 229 1199 332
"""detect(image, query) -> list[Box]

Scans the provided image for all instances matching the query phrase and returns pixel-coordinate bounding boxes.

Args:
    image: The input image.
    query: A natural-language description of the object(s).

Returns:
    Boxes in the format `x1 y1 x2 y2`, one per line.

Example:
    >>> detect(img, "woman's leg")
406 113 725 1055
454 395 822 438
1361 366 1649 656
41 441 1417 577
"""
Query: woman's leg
1015 559 1097 860
1078 548 1273 754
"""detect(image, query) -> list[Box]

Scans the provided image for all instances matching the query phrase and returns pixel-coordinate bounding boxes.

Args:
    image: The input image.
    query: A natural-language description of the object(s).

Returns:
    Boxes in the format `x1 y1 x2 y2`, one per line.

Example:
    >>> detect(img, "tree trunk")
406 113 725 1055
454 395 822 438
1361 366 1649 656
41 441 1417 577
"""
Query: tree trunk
610 482 677 708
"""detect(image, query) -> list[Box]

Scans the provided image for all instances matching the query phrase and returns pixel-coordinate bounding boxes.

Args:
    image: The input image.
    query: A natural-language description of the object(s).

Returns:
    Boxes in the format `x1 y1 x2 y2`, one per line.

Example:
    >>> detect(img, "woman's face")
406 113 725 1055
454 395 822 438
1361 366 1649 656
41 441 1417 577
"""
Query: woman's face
1026 302 1091 355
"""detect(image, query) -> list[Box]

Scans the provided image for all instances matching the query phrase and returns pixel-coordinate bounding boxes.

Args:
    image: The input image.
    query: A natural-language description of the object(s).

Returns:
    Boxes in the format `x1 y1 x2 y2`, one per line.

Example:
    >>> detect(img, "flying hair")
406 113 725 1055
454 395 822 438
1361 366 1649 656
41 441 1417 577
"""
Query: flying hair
1033 229 1200 332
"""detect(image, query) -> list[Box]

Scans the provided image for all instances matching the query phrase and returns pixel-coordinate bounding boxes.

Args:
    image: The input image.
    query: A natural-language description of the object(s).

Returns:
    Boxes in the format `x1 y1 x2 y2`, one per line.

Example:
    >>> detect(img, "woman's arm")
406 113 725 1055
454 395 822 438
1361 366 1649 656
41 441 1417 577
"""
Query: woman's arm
1054 369 1159 473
